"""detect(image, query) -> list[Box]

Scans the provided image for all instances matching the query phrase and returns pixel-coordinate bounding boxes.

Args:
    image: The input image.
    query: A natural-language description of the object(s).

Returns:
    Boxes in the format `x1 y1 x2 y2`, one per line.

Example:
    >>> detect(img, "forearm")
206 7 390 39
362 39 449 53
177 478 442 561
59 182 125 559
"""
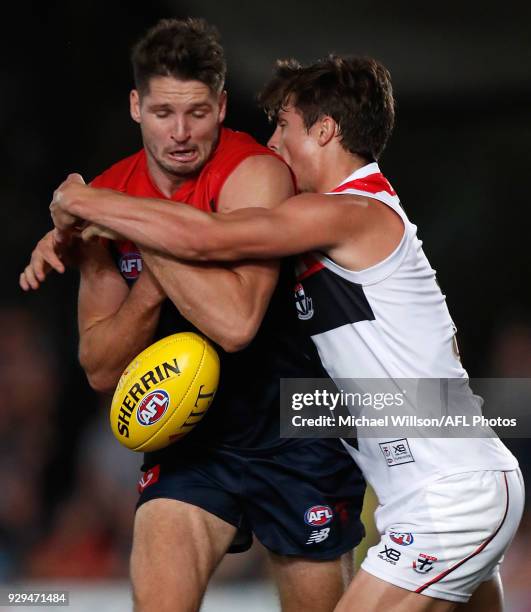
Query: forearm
68 188 215 259
66 187 291 262
142 249 277 353
79 275 163 393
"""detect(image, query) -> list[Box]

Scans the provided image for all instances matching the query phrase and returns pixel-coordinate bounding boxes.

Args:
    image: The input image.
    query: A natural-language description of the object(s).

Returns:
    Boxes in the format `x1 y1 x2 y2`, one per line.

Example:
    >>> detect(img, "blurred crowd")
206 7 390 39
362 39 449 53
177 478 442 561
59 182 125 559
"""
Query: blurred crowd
0 304 271 586
0 302 530 609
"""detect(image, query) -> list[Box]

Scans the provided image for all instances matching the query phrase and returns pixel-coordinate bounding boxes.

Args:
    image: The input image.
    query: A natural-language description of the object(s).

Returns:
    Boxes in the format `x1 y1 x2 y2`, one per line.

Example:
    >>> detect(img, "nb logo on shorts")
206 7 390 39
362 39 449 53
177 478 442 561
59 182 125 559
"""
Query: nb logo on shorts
306 528 330 545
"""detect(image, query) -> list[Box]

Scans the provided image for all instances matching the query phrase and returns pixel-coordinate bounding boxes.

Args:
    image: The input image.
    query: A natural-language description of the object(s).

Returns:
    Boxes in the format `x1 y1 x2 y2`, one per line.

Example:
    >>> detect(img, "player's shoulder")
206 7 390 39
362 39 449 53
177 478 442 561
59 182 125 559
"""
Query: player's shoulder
219 154 294 211
213 127 278 167
207 128 294 209
226 150 291 179
221 128 292 176
218 127 269 153
90 149 145 190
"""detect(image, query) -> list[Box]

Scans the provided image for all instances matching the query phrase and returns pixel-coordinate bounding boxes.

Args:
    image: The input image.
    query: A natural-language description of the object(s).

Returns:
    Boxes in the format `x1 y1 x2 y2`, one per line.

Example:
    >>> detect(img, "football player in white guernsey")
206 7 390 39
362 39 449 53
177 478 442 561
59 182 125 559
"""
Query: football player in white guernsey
43 55 523 611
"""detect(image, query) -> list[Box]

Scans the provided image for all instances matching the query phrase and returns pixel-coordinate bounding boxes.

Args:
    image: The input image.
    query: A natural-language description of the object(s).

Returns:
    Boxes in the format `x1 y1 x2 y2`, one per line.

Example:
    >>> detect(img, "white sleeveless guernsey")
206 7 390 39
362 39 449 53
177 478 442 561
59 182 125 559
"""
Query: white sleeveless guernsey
294 162 517 505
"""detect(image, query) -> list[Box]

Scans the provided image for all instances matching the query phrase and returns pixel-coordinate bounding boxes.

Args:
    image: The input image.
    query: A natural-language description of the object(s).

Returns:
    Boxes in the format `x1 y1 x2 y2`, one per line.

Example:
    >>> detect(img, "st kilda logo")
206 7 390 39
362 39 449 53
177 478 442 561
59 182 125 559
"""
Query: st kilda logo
119 252 143 280
295 283 314 320
136 390 170 426
304 505 333 527
413 553 437 574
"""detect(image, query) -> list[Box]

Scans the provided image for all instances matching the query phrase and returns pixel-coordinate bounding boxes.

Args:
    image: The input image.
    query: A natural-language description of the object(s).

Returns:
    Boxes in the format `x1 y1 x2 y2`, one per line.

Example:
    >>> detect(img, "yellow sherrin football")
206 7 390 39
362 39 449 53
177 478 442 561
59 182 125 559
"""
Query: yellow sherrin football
110 332 219 452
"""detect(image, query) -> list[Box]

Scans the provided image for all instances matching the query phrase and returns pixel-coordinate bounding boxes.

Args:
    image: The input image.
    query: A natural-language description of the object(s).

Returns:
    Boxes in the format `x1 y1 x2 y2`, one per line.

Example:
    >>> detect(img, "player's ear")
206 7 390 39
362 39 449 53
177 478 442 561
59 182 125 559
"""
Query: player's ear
317 116 337 147
130 90 141 124
217 90 227 124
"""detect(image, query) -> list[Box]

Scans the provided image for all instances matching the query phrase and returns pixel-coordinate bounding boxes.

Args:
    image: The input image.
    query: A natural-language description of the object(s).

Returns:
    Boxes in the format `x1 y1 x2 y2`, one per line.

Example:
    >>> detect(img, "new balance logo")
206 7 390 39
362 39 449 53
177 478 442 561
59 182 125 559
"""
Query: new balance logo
306 528 330 545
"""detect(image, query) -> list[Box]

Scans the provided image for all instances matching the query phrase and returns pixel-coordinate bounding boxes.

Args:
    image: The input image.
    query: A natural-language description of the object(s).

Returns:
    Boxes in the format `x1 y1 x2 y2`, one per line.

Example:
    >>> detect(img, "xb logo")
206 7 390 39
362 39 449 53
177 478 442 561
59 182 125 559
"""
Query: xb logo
393 443 407 454
379 545 401 563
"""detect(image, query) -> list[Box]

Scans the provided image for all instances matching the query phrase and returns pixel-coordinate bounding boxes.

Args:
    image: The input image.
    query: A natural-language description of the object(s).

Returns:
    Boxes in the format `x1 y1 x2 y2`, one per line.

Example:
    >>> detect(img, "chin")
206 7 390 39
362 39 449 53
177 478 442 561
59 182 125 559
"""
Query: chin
162 160 204 178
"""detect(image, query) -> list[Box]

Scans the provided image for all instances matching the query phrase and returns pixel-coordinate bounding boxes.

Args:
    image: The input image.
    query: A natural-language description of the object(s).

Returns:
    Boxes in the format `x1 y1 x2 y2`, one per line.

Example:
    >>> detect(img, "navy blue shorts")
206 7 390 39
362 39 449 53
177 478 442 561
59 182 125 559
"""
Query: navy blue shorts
136 438 366 560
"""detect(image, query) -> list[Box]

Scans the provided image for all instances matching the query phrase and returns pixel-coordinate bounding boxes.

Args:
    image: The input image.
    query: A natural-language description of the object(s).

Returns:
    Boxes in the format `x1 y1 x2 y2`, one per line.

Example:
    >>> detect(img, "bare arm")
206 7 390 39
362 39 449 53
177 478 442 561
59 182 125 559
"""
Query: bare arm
51 170 395 266
139 155 294 352
49 156 294 353
77 239 165 393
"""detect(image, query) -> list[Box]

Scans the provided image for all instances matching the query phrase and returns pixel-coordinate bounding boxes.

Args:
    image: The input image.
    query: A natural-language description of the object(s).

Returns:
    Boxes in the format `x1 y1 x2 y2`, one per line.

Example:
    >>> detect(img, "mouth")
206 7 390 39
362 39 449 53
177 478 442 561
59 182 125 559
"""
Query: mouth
166 148 199 163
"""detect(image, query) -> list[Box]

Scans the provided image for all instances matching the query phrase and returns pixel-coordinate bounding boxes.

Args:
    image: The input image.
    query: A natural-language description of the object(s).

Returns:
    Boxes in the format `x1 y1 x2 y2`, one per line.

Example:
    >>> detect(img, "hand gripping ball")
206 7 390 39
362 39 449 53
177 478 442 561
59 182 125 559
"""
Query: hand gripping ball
110 332 219 452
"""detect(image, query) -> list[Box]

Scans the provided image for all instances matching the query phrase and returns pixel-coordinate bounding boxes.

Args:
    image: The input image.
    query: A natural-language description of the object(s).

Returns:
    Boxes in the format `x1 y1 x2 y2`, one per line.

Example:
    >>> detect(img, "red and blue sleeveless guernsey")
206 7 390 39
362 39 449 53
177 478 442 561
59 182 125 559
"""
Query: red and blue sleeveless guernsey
90 127 325 457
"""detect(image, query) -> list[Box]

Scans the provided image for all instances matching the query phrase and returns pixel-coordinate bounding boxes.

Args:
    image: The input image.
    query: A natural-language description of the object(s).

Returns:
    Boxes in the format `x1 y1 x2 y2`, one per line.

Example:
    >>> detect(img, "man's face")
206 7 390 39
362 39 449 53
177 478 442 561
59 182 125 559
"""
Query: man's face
267 103 319 192
130 76 227 183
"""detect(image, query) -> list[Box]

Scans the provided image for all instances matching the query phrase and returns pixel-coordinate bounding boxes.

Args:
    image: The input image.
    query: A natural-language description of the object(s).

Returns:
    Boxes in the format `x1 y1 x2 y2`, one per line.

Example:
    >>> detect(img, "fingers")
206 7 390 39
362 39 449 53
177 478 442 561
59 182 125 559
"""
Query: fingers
19 260 50 291
81 224 120 241
39 235 66 274
53 227 72 246
19 271 30 291
66 173 85 184
50 203 79 231
40 248 65 274
80 224 100 241
19 231 68 292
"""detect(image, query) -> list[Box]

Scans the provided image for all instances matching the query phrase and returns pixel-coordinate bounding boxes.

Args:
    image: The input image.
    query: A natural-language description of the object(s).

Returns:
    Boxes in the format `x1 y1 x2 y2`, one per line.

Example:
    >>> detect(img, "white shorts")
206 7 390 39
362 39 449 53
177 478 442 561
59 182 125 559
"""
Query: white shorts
361 469 525 603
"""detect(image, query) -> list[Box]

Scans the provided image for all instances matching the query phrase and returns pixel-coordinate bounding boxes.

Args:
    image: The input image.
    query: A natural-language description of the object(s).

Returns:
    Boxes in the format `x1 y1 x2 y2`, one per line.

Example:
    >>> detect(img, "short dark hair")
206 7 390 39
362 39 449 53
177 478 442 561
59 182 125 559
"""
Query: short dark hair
259 55 395 161
131 17 226 96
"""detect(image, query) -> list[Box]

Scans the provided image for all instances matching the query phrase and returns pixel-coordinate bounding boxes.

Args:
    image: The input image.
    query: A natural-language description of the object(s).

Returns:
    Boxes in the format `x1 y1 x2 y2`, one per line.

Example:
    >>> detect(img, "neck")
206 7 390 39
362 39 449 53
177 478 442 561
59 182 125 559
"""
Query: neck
145 155 187 198
315 151 371 193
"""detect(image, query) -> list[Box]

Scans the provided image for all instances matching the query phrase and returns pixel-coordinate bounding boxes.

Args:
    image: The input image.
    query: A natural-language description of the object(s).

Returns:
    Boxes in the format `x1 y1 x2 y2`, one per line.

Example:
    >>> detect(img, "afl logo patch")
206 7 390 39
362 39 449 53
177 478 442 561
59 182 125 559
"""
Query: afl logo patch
390 532 414 546
119 252 143 280
295 283 314 320
137 390 170 426
304 505 333 526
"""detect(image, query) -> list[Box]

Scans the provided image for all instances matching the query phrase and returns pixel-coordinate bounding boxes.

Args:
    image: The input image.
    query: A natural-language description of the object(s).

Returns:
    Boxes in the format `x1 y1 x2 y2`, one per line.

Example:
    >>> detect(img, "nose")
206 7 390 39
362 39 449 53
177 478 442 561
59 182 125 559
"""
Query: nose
267 125 281 152
171 116 191 143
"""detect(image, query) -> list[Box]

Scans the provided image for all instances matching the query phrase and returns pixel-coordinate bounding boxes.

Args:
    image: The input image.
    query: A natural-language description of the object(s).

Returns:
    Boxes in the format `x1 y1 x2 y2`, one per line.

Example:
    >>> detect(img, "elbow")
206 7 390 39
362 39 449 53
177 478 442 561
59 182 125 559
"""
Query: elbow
219 338 250 353
84 368 116 394
79 351 117 395
85 372 116 395
216 321 259 353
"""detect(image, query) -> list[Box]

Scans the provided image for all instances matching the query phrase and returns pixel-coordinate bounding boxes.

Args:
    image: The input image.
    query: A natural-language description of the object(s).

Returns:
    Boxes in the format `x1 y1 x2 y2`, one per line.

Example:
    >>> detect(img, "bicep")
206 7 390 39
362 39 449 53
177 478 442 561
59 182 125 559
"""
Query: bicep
217 154 295 213
213 155 289 305
202 195 350 260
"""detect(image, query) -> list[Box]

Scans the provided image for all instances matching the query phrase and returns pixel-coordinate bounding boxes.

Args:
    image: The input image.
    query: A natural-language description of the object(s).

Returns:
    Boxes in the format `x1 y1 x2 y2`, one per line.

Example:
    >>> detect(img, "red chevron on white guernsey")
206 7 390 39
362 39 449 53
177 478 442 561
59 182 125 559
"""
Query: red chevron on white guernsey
331 172 396 196
296 254 325 281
